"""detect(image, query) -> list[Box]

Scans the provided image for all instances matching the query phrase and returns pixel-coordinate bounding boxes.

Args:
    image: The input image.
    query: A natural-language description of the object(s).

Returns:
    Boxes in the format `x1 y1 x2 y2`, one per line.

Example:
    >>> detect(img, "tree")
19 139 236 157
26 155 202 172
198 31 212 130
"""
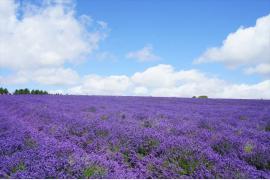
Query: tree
13 88 48 95
23 88 30 94
30 89 48 95
0 87 9 95
14 88 30 95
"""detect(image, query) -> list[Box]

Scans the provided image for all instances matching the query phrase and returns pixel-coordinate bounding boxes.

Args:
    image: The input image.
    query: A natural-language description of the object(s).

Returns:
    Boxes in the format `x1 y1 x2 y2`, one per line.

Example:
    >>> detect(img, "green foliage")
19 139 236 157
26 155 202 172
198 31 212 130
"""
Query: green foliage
198 95 208 99
30 89 48 95
13 88 48 95
177 157 199 175
244 143 253 153
11 162 26 173
166 148 200 176
121 150 136 167
83 165 106 178
137 138 159 157
0 87 9 94
109 143 120 152
14 88 30 95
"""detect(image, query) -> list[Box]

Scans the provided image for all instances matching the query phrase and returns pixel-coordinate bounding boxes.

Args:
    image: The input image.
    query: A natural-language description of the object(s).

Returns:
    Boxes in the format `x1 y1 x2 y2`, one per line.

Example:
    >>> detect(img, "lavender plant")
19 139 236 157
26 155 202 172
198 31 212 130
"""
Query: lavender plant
0 95 269 178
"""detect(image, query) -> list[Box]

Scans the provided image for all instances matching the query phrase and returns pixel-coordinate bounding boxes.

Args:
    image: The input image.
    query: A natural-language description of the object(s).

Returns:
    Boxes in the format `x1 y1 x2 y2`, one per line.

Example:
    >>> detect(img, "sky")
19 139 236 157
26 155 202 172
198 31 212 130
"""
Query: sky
0 0 270 98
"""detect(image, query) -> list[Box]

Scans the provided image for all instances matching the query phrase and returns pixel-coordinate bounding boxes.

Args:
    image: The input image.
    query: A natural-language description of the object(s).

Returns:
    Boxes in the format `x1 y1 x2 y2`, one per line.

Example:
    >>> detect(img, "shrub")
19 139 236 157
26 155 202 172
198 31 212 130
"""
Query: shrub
198 95 208 99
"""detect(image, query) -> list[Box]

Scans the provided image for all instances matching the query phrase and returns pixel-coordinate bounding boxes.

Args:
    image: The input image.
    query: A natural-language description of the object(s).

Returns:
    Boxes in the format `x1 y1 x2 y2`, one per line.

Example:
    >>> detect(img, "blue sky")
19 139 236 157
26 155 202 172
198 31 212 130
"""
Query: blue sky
75 0 269 80
0 0 270 98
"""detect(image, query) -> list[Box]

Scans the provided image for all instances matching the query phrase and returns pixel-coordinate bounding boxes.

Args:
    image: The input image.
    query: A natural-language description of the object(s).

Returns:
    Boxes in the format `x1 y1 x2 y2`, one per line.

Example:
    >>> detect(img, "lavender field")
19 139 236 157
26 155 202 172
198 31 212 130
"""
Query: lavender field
0 95 269 178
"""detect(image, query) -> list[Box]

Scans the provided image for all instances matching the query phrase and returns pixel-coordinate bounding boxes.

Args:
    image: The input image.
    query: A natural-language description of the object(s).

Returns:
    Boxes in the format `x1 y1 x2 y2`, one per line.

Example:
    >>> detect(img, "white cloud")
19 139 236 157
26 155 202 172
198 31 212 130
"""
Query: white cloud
0 68 79 86
1 63 269 99
220 80 270 99
195 14 270 75
133 86 148 95
0 72 29 85
31 68 80 85
131 64 176 88
64 64 270 99
245 63 270 76
68 75 131 95
126 44 161 62
48 89 65 94
97 21 108 29
0 0 108 70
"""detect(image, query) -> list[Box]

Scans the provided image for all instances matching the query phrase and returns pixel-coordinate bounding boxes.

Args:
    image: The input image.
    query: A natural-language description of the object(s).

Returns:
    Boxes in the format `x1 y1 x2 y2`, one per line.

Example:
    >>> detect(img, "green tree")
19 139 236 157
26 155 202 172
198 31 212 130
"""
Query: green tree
0 87 9 95
24 88 30 94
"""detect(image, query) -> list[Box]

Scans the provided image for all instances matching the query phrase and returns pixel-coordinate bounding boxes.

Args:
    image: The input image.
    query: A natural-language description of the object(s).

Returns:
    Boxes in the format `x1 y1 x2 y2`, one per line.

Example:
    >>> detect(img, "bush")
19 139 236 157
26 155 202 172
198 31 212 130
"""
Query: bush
198 95 208 99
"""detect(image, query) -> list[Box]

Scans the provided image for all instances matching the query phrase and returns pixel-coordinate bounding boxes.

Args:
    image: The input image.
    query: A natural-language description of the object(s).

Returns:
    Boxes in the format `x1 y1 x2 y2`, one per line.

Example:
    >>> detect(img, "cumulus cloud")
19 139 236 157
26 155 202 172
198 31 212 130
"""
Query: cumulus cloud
64 64 270 99
0 0 108 70
1 62 269 99
126 44 161 62
133 86 148 95
31 68 80 85
195 14 270 75
0 68 79 86
68 75 131 95
245 63 270 76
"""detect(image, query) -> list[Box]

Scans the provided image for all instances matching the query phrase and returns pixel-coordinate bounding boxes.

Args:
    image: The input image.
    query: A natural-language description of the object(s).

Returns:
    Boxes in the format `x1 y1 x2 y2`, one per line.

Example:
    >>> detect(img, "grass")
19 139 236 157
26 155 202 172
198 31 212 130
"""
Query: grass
166 148 200 176
244 143 253 153
137 139 159 157
11 162 26 173
83 165 106 178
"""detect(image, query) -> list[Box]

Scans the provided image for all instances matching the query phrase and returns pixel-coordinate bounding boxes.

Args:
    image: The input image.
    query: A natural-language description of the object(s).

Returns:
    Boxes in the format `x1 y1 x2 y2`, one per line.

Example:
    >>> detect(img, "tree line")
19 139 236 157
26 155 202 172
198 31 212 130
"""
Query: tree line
0 87 48 95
